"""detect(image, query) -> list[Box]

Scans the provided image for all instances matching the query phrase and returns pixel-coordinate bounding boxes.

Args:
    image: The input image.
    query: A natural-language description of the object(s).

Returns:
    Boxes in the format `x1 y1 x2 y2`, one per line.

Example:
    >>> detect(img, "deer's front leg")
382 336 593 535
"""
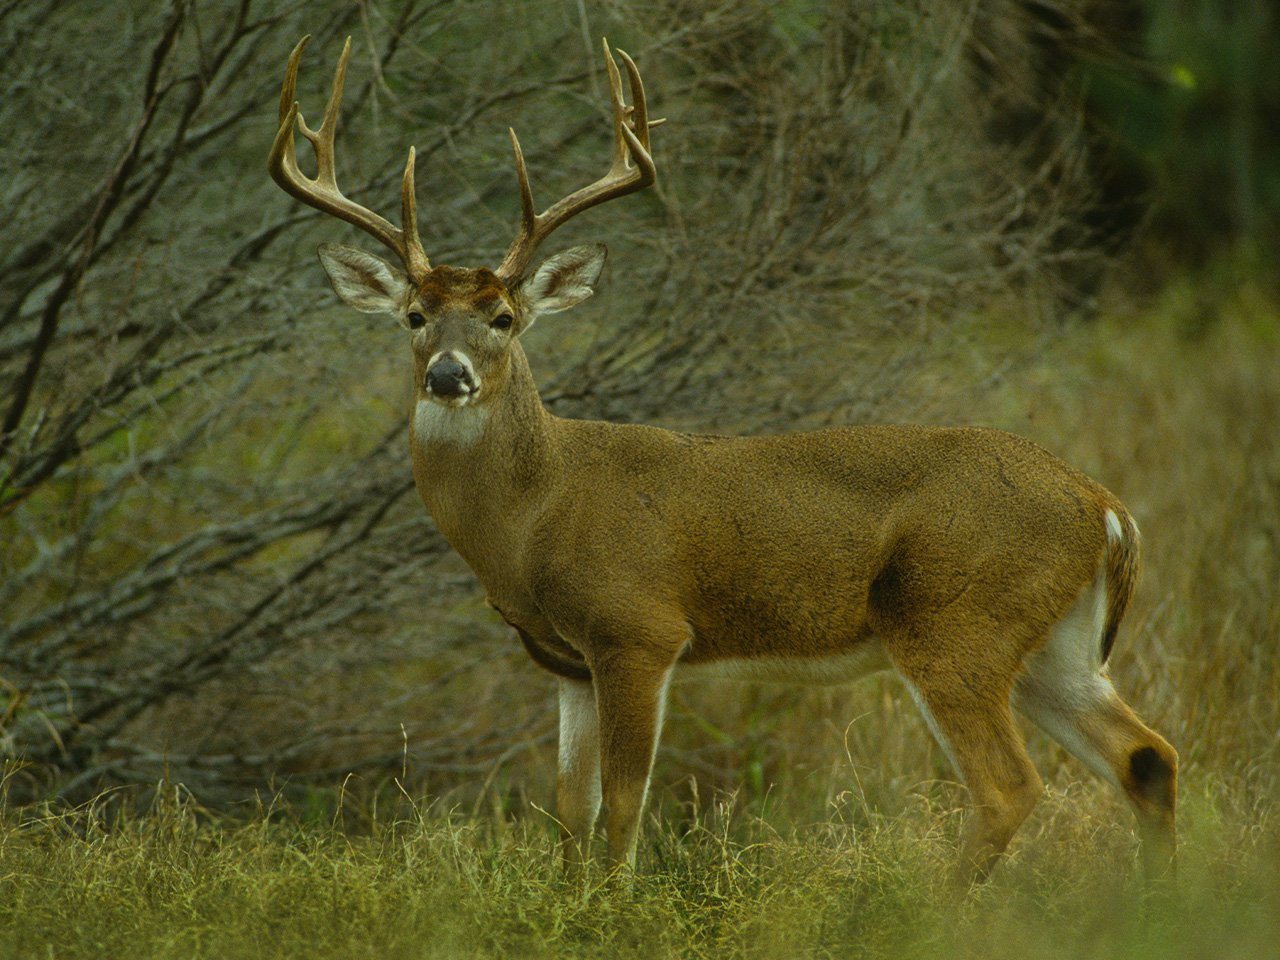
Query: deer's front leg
556 676 602 876
591 650 675 879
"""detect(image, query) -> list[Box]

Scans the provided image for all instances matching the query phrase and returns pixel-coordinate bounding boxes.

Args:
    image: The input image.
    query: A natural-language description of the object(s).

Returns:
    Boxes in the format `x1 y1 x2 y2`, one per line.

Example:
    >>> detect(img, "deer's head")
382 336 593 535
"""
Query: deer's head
268 36 656 413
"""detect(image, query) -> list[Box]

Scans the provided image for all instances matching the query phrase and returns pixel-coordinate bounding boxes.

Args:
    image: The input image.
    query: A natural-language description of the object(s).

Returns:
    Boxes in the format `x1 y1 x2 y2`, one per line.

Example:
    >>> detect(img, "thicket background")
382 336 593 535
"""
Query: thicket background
1 0 1276 879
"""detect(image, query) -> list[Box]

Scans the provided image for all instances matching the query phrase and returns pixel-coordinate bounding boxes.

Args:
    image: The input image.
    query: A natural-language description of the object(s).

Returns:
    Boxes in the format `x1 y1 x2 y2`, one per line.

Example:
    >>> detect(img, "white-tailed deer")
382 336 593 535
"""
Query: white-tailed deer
269 36 1177 887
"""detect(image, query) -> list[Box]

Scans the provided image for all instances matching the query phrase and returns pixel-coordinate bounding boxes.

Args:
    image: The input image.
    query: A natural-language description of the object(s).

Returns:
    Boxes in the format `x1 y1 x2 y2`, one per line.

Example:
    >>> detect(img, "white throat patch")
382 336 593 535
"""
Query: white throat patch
414 397 490 447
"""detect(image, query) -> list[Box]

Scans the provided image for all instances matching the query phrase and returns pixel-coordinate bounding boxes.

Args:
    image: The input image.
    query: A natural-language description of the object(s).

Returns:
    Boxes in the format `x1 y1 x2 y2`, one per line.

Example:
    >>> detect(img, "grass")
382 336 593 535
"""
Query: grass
2 769 1279 959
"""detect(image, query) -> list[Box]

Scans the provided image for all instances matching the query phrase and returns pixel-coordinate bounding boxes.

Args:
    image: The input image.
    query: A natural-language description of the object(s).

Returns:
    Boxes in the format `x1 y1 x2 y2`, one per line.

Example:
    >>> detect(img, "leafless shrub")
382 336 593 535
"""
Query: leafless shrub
1 0 1117 807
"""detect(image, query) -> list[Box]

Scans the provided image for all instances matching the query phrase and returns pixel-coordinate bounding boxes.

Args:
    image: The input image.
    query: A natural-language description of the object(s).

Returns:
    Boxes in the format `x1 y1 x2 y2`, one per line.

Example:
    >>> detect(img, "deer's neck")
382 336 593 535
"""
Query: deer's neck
409 345 556 575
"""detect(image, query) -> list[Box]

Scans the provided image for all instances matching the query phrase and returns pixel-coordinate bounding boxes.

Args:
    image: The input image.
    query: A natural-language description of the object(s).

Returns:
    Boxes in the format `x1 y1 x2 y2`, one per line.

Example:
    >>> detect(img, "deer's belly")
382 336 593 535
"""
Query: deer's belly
673 642 891 685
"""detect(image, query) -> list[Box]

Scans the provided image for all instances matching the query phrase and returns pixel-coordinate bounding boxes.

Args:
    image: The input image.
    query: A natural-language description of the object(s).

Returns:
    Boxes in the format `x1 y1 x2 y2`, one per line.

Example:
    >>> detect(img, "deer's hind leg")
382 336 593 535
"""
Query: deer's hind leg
1013 578 1177 881
896 659 1046 887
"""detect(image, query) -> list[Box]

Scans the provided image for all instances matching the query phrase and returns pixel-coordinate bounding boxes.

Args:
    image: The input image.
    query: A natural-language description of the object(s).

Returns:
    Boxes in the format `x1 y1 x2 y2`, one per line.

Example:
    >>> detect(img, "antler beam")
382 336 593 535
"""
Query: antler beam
494 38 660 282
268 36 432 284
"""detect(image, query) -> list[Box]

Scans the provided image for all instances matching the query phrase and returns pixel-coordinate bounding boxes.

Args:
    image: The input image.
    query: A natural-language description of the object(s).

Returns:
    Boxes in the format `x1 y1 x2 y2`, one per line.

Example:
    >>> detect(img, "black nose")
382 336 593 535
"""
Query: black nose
426 357 473 397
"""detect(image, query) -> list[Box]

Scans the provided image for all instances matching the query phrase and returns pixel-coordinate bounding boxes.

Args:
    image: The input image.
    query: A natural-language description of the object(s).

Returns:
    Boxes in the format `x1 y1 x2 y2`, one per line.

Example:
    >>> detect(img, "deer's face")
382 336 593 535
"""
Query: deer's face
403 265 520 409
314 241 604 404
316 240 607 416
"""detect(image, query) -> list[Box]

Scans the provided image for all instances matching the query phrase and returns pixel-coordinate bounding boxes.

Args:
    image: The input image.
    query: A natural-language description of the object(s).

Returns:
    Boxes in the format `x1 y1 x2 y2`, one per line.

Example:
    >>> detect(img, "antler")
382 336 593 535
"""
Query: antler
268 36 431 284
495 38 659 282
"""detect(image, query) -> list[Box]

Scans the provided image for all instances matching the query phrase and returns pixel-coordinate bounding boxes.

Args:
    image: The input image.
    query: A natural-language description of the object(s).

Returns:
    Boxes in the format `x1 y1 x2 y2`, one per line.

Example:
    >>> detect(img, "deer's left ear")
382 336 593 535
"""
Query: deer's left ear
518 243 607 328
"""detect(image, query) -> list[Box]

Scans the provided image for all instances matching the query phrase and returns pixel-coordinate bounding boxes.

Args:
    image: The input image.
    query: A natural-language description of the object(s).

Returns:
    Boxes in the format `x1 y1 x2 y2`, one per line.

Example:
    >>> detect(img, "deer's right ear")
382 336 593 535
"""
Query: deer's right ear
317 242 412 316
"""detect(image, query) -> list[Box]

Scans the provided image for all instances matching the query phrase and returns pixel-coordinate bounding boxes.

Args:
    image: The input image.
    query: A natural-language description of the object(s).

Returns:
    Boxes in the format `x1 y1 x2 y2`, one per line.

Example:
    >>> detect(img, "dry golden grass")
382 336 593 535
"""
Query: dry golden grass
2 768 1278 959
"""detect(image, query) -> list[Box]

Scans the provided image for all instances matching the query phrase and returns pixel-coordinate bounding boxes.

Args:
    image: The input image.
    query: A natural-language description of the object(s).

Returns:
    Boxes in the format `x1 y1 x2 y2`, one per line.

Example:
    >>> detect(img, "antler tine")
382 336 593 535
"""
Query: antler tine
508 128 539 248
402 146 426 273
495 39 658 282
268 36 431 283
605 47 654 173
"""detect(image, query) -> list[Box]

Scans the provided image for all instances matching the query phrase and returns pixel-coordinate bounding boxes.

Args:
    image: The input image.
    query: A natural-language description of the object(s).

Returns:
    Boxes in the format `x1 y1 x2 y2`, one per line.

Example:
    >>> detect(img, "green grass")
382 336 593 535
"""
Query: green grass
3 772 1278 959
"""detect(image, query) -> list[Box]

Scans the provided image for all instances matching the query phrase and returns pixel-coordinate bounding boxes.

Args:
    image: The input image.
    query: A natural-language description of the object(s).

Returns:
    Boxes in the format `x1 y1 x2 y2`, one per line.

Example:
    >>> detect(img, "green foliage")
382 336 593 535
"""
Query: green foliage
1086 0 1280 256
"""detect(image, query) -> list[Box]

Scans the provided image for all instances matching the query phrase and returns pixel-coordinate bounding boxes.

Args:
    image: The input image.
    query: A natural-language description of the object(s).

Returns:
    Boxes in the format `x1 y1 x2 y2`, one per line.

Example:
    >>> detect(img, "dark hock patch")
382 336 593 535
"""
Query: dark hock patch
1129 745 1174 799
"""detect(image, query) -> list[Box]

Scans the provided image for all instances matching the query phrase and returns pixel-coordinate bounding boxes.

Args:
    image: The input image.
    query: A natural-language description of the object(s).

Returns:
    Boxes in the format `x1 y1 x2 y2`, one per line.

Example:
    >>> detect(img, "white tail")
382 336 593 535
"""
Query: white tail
269 37 1176 888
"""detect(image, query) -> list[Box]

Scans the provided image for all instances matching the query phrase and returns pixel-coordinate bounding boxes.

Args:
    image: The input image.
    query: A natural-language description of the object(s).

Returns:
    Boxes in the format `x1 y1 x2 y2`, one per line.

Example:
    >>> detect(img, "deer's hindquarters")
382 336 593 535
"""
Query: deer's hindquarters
1011 518 1177 881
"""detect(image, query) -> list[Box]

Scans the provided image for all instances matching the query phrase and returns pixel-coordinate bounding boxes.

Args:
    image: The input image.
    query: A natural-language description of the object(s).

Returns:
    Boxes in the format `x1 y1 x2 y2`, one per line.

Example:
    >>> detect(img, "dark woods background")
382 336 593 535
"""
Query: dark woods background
2 0 1276 815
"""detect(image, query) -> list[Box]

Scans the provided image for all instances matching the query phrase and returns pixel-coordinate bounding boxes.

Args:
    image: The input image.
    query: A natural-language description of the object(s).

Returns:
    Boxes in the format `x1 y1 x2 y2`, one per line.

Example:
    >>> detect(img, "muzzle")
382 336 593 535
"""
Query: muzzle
425 353 475 400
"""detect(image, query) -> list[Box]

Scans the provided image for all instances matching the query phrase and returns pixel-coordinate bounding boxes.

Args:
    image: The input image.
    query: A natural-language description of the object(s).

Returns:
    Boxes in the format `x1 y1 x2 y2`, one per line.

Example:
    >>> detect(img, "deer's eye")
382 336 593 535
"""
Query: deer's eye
491 313 514 332
407 311 427 329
